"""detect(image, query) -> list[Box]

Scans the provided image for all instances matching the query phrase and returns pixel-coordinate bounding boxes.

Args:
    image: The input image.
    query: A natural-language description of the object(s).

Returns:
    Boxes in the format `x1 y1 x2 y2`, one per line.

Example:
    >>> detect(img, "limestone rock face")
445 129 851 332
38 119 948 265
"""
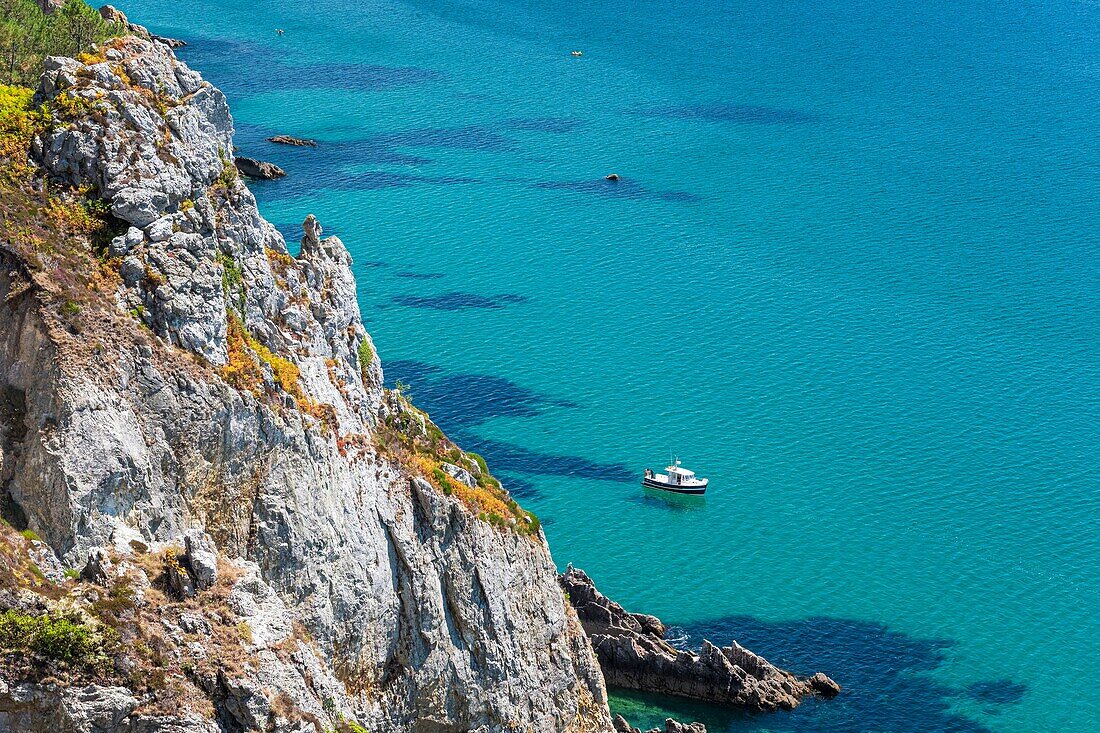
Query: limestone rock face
98 4 128 25
0 542 357 733
0 36 612 732
560 566 839 713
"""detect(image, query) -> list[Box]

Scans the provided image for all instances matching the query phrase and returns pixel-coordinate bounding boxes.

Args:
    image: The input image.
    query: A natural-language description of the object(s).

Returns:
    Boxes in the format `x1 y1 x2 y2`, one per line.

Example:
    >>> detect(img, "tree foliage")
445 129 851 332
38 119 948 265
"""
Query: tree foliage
0 0 123 87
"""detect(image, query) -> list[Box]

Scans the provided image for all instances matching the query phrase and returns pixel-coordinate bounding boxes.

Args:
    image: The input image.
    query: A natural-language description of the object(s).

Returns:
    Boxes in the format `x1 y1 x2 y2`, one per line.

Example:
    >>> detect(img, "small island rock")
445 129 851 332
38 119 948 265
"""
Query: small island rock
560 565 840 713
234 156 286 180
268 134 318 147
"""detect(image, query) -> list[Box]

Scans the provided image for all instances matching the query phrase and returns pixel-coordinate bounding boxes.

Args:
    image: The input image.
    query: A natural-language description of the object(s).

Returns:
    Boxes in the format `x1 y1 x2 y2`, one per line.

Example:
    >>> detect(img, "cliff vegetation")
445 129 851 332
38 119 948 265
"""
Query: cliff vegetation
0 0 124 87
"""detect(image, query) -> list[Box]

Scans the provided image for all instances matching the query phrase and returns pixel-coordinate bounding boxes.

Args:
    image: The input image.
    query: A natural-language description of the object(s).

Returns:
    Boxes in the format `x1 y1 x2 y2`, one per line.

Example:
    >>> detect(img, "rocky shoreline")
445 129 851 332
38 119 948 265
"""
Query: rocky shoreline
561 566 840 713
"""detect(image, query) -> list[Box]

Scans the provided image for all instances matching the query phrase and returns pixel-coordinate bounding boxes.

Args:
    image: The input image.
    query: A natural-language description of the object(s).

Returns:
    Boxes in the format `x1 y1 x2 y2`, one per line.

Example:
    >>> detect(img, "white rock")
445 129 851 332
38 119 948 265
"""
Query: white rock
441 461 477 487
183 529 218 589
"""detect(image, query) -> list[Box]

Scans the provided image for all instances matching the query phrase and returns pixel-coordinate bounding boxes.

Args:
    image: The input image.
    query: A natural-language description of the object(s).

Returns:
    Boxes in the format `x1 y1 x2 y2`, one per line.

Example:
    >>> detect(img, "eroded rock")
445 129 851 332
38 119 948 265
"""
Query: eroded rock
234 156 286 180
561 565 839 713
97 4 127 25
183 529 218 590
441 461 477 487
267 135 316 147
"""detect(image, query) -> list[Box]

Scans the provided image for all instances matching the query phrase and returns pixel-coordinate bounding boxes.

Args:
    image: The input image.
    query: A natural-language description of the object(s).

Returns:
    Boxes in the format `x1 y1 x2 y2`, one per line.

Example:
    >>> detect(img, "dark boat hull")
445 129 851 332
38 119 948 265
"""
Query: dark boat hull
641 477 708 495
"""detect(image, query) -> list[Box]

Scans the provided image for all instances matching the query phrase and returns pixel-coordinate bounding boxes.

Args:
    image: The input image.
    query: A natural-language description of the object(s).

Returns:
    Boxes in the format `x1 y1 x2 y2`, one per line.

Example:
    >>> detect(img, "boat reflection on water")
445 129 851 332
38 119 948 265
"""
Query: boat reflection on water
639 486 706 511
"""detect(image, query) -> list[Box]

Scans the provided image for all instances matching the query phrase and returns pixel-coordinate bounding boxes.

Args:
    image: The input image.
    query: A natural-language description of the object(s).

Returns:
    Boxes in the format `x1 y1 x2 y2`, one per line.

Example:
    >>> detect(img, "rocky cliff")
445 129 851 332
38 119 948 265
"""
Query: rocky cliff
0 35 611 732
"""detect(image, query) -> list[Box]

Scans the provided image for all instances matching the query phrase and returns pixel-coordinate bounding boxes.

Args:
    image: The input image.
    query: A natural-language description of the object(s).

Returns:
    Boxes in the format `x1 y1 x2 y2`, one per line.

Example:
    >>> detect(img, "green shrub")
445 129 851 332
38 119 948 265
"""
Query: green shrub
19 528 41 542
0 609 108 669
357 337 373 378
0 0 125 88
431 467 453 495
216 250 245 310
208 147 237 196
333 712 370 733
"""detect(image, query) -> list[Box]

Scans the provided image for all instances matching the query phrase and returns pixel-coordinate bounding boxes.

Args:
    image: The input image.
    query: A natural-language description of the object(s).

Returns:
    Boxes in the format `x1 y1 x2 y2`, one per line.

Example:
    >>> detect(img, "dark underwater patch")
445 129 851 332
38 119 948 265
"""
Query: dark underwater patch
394 271 446 280
371 125 514 152
390 292 528 311
382 361 622 483
495 474 540 500
380 361 613 495
534 179 702 203
966 679 1027 705
384 361 575 428
460 437 634 483
640 102 817 124
277 63 442 92
613 616 1027 733
504 117 584 133
261 170 478 201
176 38 442 95
383 360 443 386
343 172 479 190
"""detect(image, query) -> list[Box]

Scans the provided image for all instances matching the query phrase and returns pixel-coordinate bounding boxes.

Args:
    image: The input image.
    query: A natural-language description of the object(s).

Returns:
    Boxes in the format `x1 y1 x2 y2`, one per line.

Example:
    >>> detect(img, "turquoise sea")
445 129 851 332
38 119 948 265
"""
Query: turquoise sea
123 0 1100 730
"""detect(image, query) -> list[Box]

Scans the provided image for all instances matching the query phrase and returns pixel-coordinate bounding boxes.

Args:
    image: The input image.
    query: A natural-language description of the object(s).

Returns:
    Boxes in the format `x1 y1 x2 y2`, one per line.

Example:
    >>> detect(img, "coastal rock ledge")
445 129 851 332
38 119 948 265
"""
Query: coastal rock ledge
560 566 840 712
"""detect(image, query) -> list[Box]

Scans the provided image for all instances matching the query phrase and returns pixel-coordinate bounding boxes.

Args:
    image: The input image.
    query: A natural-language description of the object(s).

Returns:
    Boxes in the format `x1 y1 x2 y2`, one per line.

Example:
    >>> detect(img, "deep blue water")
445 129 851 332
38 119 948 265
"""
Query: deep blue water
122 0 1100 729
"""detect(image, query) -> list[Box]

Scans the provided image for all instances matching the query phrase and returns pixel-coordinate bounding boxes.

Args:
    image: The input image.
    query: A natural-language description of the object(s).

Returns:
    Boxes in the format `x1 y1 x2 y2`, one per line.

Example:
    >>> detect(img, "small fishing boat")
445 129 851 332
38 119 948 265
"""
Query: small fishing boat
571 50 584 57
642 460 708 495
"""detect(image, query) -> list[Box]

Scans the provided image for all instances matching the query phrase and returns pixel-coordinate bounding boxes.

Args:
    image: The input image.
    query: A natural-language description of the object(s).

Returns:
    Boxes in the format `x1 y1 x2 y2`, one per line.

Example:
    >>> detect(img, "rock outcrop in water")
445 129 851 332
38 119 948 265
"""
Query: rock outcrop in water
613 714 708 733
267 135 317 147
0 34 612 732
234 156 286 180
560 566 840 712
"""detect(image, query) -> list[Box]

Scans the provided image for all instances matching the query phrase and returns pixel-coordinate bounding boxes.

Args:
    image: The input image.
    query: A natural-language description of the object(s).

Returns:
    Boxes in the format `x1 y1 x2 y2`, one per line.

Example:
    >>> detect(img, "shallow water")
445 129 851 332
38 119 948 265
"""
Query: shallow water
123 0 1100 729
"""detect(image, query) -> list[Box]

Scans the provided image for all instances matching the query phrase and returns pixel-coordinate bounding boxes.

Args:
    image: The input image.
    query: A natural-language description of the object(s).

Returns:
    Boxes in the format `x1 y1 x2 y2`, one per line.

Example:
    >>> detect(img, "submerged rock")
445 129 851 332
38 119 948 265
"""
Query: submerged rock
267 134 317 147
560 565 839 712
662 720 707 733
614 715 708 733
234 156 286 180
